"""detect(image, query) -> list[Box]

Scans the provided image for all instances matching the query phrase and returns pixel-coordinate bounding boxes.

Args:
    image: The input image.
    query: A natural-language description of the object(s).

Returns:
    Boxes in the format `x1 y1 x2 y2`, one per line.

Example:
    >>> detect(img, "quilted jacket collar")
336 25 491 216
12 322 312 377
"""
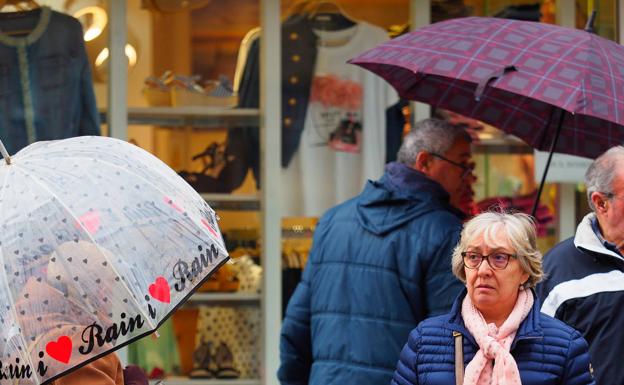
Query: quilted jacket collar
446 289 543 348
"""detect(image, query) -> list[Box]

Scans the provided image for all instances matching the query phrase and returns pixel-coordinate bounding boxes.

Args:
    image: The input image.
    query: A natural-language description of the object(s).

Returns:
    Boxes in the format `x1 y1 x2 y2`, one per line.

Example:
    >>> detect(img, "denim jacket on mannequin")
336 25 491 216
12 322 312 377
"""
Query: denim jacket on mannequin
0 6 100 154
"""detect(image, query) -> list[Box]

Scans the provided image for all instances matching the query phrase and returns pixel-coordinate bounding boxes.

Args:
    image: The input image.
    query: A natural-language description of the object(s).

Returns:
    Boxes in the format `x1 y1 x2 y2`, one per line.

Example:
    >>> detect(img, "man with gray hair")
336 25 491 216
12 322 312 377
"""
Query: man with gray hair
538 145 624 385
278 118 475 385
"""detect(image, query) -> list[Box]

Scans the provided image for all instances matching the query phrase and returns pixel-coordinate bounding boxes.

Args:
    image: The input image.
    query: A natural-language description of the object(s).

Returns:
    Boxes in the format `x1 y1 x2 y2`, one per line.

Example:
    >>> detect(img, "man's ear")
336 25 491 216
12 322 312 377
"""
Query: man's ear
591 192 608 213
413 152 430 174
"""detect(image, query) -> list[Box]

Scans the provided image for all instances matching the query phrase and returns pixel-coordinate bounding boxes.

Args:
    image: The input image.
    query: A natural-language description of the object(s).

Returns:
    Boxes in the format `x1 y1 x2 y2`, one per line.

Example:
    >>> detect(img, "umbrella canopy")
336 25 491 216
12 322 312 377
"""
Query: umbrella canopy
349 16 624 160
0 136 228 384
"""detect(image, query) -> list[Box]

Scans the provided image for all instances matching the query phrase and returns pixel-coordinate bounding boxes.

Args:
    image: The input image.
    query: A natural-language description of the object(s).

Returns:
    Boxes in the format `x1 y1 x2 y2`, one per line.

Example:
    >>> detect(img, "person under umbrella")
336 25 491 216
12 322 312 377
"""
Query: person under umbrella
349 14 624 214
391 211 594 385
278 118 474 385
16 241 126 385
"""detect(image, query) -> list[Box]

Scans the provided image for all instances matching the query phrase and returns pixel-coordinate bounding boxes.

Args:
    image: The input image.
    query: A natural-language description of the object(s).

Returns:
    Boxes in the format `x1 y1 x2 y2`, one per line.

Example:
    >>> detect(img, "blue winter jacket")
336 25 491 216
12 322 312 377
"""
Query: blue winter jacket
392 290 595 385
537 213 624 385
278 162 465 385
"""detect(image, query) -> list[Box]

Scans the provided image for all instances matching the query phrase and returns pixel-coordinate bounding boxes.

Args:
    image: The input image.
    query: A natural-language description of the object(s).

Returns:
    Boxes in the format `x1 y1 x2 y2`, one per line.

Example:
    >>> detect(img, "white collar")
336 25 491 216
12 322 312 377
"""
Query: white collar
574 213 624 261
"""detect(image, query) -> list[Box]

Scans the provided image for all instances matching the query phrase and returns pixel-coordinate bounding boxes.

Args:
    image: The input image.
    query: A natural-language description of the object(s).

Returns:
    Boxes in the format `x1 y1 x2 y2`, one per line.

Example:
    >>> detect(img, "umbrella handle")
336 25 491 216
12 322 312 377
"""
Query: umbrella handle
0 139 11 165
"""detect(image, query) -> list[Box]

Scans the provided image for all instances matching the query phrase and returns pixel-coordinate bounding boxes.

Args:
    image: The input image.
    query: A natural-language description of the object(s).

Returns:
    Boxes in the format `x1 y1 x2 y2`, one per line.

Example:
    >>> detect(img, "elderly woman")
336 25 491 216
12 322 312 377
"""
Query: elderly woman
391 211 594 385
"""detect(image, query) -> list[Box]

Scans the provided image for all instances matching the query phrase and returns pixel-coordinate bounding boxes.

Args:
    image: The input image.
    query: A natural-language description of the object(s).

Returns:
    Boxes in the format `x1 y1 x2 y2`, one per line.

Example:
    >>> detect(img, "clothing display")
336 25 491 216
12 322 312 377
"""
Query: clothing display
217 15 403 211
233 26 260 93
195 305 261 379
230 255 262 293
215 14 317 193
0 6 100 154
281 22 397 216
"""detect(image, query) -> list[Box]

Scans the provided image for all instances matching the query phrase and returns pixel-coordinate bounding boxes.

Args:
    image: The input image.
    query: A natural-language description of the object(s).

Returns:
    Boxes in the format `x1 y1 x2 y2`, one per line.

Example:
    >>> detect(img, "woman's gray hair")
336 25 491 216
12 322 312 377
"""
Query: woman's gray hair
397 118 470 165
585 146 624 211
451 211 543 289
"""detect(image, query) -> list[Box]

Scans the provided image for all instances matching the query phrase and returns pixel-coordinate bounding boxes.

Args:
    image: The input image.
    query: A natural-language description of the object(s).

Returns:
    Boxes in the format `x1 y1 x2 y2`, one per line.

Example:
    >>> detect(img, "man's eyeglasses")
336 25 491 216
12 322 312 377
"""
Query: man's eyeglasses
461 251 516 270
430 153 474 178
603 192 624 200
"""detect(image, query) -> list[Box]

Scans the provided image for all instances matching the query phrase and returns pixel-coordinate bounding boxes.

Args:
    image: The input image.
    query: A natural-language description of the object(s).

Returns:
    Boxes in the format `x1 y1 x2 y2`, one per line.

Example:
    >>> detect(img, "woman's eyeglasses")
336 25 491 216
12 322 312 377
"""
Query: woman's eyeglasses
429 153 474 179
461 251 516 270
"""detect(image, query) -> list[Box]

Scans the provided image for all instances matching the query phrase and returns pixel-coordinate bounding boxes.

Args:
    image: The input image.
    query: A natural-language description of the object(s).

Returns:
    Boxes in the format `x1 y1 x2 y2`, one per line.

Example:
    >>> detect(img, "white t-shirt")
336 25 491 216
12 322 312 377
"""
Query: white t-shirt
281 22 398 217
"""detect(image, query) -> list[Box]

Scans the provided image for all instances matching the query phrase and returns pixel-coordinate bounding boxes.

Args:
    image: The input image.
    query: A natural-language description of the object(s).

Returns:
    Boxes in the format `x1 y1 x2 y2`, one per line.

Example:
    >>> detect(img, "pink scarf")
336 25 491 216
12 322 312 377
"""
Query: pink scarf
461 289 533 385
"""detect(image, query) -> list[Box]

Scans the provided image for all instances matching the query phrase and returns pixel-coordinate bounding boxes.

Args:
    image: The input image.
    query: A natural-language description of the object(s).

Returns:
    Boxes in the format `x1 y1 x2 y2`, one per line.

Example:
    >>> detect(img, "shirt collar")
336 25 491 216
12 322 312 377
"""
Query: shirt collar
590 216 622 256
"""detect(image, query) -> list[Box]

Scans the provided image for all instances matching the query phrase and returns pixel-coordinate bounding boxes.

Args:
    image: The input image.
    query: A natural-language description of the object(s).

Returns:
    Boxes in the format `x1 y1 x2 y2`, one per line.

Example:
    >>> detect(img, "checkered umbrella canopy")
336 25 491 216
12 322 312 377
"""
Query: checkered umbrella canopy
350 16 624 160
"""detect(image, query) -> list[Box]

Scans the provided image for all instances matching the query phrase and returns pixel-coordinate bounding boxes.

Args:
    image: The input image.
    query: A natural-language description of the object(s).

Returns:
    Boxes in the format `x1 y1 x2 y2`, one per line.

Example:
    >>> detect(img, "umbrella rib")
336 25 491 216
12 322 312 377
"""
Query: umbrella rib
390 41 624 105
494 28 575 134
12 165 158 332
0 167 40 383
594 37 620 123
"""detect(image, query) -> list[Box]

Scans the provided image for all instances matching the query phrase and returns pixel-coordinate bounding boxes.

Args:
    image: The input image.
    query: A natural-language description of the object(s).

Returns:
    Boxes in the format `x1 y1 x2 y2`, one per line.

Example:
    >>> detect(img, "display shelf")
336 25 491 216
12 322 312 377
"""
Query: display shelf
149 378 261 385
201 194 260 211
107 3 281 384
187 292 261 303
99 107 260 127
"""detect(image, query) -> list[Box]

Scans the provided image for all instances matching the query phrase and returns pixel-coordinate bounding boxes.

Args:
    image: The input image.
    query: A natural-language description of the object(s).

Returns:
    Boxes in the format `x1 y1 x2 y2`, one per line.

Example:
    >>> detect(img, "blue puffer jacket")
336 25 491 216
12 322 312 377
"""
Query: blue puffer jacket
278 162 465 385
392 290 595 385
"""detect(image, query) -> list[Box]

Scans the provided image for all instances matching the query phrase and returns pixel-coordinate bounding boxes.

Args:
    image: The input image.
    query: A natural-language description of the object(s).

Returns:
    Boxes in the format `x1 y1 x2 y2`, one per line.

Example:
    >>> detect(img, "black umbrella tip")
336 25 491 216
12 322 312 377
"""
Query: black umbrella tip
584 10 597 33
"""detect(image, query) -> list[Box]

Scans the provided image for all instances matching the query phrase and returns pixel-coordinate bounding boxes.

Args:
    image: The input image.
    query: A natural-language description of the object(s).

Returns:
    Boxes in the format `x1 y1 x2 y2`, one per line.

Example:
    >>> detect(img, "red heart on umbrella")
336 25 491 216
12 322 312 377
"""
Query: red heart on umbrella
75 210 101 235
46 336 72 364
149 276 170 303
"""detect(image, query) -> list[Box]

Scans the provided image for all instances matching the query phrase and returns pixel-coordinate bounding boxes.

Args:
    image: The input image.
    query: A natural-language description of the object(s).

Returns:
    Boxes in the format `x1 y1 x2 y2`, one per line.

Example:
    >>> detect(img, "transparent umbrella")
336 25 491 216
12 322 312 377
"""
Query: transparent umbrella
0 136 228 384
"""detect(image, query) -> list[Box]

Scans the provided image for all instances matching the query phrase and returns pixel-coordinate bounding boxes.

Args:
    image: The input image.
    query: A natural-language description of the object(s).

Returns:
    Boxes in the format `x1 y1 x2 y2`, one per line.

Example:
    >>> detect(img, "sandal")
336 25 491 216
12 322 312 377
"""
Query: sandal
214 342 240 379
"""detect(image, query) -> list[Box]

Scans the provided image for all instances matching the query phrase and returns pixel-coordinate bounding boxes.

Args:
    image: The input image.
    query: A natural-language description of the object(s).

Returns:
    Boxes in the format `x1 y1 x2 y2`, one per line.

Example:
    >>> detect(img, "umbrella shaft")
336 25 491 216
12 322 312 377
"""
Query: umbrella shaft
532 109 565 216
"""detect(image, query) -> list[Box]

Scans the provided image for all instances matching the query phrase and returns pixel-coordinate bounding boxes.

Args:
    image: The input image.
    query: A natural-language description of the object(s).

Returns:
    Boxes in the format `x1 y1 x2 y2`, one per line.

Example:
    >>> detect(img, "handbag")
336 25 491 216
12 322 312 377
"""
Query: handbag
453 331 464 385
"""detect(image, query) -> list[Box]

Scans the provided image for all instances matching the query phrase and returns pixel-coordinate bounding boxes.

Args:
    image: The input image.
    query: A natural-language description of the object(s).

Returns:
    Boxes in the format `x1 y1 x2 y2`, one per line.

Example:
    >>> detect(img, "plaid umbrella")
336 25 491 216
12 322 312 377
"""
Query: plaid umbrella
349 14 622 213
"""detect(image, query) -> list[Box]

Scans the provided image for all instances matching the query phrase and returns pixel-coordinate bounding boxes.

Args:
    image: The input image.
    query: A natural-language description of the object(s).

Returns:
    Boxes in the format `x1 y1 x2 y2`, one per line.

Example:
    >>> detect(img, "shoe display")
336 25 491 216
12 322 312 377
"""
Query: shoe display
189 338 218 379
177 141 235 194
195 306 260 379
142 71 173 106
142 72 238 108
214 342 241 379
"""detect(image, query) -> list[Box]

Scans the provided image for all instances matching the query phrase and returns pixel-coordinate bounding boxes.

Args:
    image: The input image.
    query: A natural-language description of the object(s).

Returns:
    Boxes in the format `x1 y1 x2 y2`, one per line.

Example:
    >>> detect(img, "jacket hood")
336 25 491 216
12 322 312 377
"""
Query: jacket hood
357 162 463 236
574 213 624 262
